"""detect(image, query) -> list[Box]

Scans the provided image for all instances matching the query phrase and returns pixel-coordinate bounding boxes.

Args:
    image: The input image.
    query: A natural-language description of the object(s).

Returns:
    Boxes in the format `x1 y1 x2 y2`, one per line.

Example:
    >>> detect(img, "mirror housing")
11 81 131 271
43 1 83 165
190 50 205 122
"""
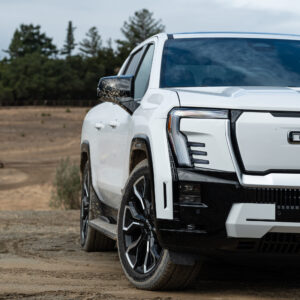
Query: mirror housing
97 75 139 114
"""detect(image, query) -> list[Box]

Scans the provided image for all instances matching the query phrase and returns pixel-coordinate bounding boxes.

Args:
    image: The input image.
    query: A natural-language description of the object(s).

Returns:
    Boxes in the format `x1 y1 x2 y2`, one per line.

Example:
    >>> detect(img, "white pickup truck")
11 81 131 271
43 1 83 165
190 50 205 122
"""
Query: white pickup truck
80 32 300 290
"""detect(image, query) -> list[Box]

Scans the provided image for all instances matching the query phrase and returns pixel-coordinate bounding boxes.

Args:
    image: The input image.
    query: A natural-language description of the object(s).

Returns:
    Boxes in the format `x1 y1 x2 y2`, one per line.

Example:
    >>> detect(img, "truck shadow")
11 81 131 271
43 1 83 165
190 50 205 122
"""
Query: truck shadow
192 258 300 298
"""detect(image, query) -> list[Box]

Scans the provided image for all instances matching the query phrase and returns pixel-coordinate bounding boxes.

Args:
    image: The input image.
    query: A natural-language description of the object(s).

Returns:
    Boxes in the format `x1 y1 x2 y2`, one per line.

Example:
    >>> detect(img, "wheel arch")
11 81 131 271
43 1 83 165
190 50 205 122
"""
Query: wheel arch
129 135 153 174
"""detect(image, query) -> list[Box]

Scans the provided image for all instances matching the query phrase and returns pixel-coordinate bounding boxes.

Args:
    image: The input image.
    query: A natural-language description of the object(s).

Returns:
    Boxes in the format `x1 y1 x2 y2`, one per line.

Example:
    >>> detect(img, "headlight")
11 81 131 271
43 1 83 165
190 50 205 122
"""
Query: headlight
167 108 229 167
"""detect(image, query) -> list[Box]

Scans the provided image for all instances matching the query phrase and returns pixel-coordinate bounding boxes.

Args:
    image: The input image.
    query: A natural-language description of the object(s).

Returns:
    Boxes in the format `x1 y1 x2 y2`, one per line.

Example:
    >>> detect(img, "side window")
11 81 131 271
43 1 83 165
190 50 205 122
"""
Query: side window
134 44 155 100
123 48 143 75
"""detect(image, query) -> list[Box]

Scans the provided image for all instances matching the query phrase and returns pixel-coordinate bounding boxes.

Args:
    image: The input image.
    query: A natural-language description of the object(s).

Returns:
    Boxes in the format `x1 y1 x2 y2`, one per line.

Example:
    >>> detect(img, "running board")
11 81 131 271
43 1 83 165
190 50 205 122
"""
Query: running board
89 218 117 240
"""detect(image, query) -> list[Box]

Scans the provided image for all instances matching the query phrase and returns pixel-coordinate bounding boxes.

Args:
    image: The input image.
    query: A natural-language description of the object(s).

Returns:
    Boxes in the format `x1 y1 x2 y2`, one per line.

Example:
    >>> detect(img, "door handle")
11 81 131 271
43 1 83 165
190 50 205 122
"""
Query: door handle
108 120 119 128
95 122 105 130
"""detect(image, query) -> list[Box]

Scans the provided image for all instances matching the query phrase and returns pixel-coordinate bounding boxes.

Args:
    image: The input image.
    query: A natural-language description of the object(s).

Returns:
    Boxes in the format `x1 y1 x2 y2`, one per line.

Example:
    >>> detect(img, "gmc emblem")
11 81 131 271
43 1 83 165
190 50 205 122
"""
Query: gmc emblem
288 131 300 143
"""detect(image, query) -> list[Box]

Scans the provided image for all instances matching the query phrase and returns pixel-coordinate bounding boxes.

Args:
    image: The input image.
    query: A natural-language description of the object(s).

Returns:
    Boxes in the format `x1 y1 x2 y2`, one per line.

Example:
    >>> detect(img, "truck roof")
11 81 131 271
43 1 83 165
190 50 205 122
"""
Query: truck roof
166 31 300 40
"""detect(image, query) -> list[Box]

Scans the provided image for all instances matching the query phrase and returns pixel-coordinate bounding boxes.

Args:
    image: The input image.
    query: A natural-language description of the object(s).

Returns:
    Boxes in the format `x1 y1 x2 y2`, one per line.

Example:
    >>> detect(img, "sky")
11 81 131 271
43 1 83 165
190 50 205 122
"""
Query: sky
1 0 300 58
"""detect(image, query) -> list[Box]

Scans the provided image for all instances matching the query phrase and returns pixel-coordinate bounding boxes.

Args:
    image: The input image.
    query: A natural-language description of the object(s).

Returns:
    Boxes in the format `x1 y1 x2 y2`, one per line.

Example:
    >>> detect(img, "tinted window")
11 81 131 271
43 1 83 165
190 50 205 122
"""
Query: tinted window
160 38 300 87
124 48 143 75
135 44 155 100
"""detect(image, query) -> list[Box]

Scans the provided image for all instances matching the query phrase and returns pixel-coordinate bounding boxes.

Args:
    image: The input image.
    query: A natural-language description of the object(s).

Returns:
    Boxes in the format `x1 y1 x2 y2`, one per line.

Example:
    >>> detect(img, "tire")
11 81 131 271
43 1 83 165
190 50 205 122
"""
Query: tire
80 160 115 252
117 160 202 290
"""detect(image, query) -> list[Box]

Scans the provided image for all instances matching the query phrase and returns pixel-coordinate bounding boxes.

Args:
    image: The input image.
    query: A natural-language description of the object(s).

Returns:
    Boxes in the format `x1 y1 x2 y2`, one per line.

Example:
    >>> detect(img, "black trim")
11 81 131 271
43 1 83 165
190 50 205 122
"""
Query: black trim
167 34 174 39
190 150 207 156
247 219 274 222
230 110 246 173
133 43 154 87
80 141 90 173
123 46 145 75
188 142 205 147
177 168 238 185
193 159 209 165
288 131 300 144
271 112 300 118
243 169 300 175
138 45 152 68
163 182 167 209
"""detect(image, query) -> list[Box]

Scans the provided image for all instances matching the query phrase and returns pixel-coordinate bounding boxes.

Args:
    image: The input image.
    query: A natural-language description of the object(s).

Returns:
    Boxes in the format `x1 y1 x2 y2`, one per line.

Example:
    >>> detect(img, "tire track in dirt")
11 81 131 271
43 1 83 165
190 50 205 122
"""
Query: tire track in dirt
2 211 300 300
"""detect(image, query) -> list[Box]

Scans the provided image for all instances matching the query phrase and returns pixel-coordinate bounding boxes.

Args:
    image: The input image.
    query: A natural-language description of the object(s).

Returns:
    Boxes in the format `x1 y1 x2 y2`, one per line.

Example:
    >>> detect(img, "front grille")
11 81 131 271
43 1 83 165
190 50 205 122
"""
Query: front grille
243 188 300 222
237 233 300 254
244 188 300 207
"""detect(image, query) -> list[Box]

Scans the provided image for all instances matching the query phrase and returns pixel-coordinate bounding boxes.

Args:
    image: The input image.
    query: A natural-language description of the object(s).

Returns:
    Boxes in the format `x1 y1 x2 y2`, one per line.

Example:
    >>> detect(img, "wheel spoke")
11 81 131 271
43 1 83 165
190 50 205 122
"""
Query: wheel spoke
123 206 143 232
128 202 146 222
143 237 158 273
82 217 88 238
126 234 143 269
83 180 89 198
143 238 156 273
133 177 146 210
149 236 161 260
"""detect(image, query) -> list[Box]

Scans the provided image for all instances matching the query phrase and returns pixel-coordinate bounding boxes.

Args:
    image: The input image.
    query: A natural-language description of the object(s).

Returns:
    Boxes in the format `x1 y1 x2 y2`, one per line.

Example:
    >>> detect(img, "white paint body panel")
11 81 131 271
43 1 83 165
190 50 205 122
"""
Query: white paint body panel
236 112 300 173
241 173 300 188
226 203 300 238
180 119 235 172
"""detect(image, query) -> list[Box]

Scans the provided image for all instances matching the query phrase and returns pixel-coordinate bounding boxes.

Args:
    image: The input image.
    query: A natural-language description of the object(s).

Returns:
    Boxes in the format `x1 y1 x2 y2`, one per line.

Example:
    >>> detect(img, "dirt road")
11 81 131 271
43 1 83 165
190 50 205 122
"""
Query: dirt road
0 107 86 210
2 210 300 300
1 107 300 299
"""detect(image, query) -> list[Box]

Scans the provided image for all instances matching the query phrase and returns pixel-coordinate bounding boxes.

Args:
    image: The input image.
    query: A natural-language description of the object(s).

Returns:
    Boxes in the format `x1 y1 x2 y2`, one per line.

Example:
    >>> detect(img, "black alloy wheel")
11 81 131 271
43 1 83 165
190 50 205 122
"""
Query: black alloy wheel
118 160 202 290
122 175 162 274
80 163 90 246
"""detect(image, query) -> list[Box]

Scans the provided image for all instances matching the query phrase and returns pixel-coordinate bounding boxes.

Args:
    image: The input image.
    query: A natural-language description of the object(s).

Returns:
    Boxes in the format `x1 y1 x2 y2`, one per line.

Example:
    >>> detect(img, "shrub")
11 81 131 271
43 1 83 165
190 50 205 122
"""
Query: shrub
50 157 81 209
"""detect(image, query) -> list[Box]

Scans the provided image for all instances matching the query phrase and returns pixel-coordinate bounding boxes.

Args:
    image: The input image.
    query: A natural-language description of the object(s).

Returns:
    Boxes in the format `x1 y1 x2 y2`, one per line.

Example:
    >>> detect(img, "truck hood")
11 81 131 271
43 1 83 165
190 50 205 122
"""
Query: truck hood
173 87 300 111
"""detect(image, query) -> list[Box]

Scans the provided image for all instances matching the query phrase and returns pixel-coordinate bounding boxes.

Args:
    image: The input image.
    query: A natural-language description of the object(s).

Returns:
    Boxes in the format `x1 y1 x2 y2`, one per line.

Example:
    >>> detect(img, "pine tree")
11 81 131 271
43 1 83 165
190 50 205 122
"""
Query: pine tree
116 9 165 60
61 21 77 56
5 24 57 58
79 27 102 57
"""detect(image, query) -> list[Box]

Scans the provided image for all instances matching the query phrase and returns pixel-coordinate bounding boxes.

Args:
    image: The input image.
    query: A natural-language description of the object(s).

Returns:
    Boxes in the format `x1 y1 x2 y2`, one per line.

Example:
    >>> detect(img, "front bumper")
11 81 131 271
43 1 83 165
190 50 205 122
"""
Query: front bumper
156 168 300 256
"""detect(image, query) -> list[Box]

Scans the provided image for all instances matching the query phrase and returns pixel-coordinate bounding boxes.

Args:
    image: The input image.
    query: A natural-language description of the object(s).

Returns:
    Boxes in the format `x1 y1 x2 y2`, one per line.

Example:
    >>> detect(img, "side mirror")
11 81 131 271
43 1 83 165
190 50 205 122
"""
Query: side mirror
97 75 139 114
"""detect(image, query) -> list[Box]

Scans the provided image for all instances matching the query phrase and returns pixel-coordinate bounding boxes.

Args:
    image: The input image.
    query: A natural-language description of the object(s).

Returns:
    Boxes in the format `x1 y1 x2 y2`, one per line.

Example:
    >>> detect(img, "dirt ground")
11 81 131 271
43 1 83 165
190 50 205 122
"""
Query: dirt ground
2 211 300 300
1 107 300 299
0 106 86 210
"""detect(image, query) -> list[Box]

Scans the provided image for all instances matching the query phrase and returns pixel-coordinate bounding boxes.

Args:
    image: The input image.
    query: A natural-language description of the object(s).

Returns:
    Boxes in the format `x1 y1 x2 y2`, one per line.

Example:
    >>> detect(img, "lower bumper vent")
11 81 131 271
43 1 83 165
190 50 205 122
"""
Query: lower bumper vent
237 233 300 255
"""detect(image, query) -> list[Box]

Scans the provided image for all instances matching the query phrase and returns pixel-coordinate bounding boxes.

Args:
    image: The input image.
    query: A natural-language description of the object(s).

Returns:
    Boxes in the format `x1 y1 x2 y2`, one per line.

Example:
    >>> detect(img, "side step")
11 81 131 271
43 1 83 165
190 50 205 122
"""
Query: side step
89 218 117 241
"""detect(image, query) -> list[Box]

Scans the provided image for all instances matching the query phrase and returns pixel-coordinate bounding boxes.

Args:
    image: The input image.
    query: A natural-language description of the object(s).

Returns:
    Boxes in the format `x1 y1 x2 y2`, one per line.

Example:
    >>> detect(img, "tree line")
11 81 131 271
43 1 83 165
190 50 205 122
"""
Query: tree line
0 9 165 106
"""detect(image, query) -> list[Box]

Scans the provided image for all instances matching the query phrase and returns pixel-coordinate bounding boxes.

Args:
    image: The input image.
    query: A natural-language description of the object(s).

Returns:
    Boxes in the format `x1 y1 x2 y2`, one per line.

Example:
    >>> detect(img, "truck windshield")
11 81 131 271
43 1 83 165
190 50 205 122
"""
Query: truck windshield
160 38 300 88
